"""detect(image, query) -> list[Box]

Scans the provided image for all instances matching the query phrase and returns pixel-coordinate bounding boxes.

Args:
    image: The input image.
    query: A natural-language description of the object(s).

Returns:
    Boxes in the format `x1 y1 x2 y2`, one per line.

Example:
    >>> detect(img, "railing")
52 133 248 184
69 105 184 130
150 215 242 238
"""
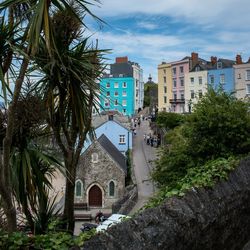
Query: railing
169 99 185 104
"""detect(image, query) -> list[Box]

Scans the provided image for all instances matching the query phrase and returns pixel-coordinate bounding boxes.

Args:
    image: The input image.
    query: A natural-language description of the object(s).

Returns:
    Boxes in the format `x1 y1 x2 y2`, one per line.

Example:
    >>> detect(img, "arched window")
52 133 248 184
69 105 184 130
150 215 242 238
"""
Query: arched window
109 181 115 197
75 180 82 197
91 153 98 163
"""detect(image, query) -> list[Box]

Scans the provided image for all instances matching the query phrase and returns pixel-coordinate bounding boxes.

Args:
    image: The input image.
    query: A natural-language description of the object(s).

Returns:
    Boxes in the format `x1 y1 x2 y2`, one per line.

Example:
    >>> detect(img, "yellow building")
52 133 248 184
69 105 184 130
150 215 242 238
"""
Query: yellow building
158 62 172 112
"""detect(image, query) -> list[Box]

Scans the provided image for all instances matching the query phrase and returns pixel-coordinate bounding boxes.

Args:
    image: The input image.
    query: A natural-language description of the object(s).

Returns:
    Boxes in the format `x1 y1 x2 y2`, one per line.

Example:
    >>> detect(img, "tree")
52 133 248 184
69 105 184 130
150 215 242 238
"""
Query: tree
153 88 250 187
33 8 106 233
156 112 185 130
0 0 102 232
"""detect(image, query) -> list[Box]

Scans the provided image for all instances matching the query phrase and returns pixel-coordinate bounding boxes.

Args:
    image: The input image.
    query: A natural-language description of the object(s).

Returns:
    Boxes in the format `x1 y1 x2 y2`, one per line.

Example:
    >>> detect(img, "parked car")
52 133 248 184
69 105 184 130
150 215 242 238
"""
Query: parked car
80 223 97 232
96 214 131 233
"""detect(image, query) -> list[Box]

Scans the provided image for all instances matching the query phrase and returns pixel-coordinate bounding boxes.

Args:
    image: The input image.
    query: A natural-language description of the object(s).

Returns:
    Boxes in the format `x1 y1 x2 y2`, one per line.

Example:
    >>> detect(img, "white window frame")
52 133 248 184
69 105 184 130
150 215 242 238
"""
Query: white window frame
246 84 250 94
122 100 127 106
210 75 214 84
191 90 195 99
190 77 194 84
106 82 110 88
122 82 127 88
246 70 250 81
106 91 110 97
220 74 225 84
91 153 99 163
119 135 126 144
114 91 119 96
198 76 202 85
122 91 127 96
114 99 118 106
75 180 83 197
114 82 119 88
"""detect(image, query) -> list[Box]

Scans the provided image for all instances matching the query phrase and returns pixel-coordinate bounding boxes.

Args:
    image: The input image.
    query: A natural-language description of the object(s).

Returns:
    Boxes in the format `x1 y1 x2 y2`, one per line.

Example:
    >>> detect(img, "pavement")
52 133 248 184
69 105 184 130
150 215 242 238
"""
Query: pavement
129 118 158 216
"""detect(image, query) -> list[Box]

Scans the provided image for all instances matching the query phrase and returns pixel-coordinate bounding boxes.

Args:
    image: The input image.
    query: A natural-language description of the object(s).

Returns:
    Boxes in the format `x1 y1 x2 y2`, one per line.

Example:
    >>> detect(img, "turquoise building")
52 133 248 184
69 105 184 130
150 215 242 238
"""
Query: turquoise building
100 76 135 116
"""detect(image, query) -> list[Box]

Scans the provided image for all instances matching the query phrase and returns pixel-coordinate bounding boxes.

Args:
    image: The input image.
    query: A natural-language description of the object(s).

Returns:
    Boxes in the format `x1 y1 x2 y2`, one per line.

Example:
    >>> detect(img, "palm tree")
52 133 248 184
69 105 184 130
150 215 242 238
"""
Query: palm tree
0 0 102 232
33 8 106 233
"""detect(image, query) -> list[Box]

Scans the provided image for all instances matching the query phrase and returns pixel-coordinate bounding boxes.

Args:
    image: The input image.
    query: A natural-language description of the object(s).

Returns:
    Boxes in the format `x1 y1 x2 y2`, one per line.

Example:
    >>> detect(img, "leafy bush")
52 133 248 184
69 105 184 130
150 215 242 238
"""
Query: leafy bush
148 157 239 207
0 229 96 249
156 111 186 130
151 88 250 206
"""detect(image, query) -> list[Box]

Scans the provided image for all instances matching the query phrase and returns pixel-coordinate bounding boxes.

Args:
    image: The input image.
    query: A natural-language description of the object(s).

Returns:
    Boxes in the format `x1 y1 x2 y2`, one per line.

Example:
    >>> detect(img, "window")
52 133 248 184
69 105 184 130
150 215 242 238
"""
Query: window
122 100 127 106
163 76 166 83
191 90 195 99
109 181 115 196
199 76 202 85
114 99 118 106
180 92 184 100
220 74 225 84
173 79 177 88
106 91 110 96
106 82 110 88
104 99 110 107
217 62 222 69
114 82 119 88
75 180 82 197
180 66 184 74
172 67 176 75
114 91 118 96
190 77 194 84
246 70 250 80
164 96 167 103
122 91 127 96
195 66 200 72
238 73 241 79
164 86 167 93
247 84 250 94
119 135 125 144
123 82 127 88
210 75 214 84
180 77 184 87
198 90 203 98
91 153 98 163
163 69 166 74
173 92 177 100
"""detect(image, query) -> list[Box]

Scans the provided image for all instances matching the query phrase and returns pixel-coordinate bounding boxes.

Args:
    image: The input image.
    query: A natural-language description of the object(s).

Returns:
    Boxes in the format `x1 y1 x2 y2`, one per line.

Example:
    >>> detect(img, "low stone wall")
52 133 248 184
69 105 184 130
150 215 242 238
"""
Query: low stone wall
84 157 250 250
112 184 138 215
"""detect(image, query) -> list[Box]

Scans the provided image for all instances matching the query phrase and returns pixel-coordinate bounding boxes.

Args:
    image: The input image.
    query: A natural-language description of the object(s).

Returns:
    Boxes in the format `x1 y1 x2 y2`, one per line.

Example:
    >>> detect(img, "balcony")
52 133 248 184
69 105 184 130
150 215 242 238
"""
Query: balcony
169 98 185 104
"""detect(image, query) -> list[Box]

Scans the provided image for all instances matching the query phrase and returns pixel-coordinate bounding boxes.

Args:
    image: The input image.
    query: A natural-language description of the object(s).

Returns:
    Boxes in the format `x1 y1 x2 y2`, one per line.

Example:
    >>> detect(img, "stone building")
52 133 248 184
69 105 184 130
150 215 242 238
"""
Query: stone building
75 134 127 208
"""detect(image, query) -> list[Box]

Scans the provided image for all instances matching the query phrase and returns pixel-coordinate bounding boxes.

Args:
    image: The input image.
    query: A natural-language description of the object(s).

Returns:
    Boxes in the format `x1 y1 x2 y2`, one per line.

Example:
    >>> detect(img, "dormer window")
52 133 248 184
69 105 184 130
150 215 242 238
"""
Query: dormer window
217 62 222 69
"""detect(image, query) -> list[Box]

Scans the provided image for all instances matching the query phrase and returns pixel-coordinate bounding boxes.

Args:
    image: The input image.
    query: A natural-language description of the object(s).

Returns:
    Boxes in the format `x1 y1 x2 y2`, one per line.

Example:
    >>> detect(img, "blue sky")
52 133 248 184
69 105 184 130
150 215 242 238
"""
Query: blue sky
86 0 250 82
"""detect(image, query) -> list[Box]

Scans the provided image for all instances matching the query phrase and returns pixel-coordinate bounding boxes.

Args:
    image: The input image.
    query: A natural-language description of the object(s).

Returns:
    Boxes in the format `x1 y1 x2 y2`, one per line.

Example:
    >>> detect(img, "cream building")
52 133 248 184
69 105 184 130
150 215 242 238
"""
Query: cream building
158 62 172 112
185 70 208 112
234 62 250 99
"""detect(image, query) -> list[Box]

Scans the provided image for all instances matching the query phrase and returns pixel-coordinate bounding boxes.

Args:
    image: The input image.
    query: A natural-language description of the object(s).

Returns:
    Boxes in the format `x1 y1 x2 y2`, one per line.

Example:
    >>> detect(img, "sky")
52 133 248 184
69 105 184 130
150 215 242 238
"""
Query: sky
86 0 250 82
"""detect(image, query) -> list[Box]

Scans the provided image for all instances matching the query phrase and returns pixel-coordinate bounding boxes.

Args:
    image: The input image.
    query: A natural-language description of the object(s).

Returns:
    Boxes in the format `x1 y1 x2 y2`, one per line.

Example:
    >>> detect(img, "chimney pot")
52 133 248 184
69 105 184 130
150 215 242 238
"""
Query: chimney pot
115 56 128 63
236 54 243 64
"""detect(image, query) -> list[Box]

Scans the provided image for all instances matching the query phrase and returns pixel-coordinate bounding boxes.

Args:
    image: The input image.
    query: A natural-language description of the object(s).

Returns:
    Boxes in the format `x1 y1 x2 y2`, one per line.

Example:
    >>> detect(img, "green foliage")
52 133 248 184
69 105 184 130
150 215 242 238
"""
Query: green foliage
152 88 250 206
125 149 132 186
149 157 239 207
156 112 186 130
0 229 97 249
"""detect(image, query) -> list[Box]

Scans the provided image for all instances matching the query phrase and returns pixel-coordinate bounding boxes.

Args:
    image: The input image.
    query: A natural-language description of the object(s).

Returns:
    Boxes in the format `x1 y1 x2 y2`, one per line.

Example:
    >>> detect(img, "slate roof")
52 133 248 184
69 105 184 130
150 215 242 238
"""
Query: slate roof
97 134 127 174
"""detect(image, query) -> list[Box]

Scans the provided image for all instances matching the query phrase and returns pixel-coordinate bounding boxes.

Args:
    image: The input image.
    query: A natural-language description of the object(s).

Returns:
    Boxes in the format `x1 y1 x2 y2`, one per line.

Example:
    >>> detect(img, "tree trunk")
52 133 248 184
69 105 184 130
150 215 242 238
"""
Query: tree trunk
62 153 76 234
0 57 29 232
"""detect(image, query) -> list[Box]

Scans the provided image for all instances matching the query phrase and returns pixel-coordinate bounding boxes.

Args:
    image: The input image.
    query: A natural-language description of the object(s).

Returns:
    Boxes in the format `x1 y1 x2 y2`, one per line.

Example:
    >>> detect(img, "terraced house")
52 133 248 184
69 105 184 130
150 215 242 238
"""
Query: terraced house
100 57 144 116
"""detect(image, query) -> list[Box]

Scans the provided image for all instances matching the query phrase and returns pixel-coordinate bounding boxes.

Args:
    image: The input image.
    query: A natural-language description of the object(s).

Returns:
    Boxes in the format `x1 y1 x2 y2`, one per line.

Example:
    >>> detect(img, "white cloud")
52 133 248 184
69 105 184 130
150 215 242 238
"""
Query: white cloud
92 0 250 29
136 21 158 30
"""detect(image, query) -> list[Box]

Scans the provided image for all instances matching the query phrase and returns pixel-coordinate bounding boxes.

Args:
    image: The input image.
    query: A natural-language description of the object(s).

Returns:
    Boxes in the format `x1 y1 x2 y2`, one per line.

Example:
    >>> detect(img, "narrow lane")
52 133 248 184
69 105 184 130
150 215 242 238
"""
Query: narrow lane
129 118 157 215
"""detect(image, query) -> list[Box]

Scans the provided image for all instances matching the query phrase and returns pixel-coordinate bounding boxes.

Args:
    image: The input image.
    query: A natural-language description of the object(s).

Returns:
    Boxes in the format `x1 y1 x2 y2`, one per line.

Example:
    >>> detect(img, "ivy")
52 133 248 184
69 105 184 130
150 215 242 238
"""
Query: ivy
147 157 239 208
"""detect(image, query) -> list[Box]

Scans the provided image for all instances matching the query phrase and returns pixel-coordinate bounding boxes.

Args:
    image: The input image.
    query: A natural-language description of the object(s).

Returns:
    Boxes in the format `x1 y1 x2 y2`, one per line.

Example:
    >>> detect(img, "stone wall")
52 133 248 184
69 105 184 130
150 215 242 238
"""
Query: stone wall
83 157 250 250
112 184 138 215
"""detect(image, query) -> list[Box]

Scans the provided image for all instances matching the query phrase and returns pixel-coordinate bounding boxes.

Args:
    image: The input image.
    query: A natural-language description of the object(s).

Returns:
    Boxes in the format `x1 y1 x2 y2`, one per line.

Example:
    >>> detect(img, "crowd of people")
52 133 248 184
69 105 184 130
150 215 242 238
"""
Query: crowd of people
144 133 161 147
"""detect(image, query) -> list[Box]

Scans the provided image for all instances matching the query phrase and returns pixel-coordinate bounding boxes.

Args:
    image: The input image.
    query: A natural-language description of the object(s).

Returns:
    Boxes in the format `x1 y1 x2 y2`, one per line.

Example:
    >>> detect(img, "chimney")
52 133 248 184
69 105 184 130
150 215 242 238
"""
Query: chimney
236 54 242 64
115 56 128 63
211 56 217 65
191 52 198 67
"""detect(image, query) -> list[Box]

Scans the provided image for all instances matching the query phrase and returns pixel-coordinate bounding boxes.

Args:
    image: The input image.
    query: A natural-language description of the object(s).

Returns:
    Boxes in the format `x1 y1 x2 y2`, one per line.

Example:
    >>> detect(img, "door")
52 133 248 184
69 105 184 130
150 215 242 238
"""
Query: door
88 185 102 207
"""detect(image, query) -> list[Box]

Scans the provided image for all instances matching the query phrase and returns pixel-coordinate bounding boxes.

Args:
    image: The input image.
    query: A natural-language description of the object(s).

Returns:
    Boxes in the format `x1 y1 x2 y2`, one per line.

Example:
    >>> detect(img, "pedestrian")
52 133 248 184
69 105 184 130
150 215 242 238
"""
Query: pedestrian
150 136 154 147
143 134 146 141
134 129 137 136
95 210 104 224
146 134 150 145
138 120 141 127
